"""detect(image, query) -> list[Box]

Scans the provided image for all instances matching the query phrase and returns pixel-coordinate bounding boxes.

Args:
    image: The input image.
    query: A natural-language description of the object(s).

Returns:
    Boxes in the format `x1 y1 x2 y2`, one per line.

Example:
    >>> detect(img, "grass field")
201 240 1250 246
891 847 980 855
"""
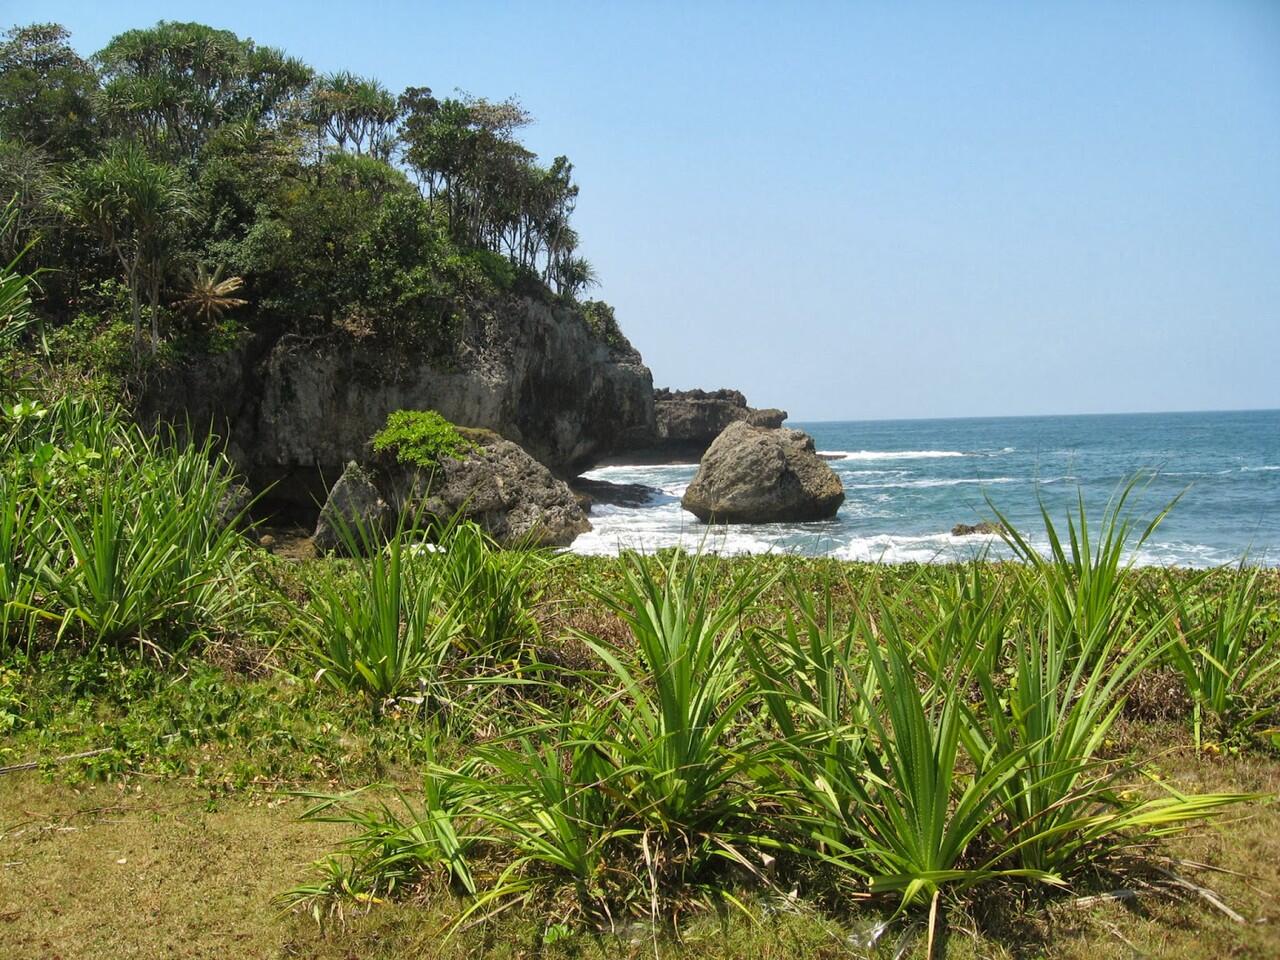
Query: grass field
2 394 1279 959
2 695 1277 959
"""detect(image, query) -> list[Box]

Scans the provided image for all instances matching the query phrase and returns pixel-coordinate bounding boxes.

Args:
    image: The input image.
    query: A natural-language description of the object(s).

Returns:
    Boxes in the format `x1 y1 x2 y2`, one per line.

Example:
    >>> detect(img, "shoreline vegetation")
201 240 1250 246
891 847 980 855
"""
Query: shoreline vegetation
2 391 1278 959
1 18 1277 960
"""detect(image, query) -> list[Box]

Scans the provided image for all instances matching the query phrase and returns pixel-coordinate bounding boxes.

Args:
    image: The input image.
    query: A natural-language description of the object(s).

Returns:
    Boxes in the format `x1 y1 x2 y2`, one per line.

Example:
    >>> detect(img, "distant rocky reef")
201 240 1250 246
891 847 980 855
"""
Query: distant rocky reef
604 387 788 464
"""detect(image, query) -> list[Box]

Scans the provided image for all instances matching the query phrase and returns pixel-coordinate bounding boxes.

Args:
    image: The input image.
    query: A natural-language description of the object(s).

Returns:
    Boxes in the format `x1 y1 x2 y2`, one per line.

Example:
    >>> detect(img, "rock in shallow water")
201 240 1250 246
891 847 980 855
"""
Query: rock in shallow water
681 421 845 524
569 476 661 512
950 521 1004 537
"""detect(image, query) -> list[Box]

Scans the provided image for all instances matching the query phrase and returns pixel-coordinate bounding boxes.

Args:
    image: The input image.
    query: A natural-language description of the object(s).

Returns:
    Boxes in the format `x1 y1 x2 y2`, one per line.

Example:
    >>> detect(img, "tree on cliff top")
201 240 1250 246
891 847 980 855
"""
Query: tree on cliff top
1 18 622 369
0 23 98 159
61 142 191 351
94 21 311 160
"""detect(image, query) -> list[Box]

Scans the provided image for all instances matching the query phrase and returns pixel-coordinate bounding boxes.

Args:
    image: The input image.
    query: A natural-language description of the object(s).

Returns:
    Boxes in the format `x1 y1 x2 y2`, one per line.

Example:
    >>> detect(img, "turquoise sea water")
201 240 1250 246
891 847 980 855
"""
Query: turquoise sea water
573 409 1280 567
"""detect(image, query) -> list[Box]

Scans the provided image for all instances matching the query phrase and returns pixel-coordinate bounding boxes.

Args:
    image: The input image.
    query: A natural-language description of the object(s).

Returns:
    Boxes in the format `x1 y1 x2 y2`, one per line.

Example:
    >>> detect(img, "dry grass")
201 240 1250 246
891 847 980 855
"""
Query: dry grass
2 744 1276 960
0 778 341 960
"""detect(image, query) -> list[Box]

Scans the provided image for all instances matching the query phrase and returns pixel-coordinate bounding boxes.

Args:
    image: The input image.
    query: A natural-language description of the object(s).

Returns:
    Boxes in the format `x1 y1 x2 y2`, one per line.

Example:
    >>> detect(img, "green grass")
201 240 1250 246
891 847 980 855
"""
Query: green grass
1 379 1279 958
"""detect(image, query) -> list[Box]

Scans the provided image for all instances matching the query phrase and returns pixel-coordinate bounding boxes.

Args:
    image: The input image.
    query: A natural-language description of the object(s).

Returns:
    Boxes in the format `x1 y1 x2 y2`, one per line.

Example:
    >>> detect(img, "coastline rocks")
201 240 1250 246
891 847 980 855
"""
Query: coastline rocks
610 388 790 463
140 295 655 510
313 462 390 553
681 421 845 524
655 387 789 447
569 476 661 512
951 521 1004 537
746 407 788 428
313 431 590 553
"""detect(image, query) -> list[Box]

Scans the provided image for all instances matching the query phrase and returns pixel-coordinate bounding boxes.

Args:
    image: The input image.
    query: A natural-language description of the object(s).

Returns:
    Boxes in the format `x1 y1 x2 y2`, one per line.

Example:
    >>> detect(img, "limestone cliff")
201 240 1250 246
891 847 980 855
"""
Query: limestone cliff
141 296 655 510
607 388 787 463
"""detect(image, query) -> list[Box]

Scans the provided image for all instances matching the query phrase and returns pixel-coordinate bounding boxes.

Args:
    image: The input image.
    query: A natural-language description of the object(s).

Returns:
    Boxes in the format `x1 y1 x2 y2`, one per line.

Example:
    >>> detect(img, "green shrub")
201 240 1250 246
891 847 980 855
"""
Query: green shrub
291 512 461 711
434 520 546 662
2 394 255 655
461 248 516 290
580 299 626 350
1165 567 1280 748
371 409 475 469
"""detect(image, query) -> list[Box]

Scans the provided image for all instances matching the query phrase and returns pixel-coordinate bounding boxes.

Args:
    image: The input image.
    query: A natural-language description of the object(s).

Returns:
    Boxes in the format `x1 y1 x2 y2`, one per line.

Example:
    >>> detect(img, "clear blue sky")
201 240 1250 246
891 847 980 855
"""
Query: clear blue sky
16 0 1280 420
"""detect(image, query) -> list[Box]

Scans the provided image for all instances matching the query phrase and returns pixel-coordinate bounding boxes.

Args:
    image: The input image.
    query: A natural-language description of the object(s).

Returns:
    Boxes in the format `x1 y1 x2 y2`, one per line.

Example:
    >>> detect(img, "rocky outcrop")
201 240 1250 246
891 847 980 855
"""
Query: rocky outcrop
746 407 788 428
607 388 788 463
570 476 661 512
313 463 390 552
313 430 590 553
951 521 1005 537
215 481 254 531
681 421 845 524
140 296 655 511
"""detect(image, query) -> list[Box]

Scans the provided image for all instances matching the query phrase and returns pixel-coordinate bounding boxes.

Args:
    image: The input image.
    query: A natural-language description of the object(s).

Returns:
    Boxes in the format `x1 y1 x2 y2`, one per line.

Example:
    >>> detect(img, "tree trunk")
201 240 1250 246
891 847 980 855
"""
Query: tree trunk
127 268 142 356
149 275 161 351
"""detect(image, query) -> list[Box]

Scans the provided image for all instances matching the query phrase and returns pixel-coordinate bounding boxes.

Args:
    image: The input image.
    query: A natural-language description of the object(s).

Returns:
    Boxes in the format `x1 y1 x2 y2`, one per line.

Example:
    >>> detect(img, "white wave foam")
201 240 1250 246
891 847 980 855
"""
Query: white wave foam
1241 465 1280 472
569 509 1272 567
582 464 697 480
831 532 1002 564
845 477 1018 490
570 512 790 558
821 449 967 461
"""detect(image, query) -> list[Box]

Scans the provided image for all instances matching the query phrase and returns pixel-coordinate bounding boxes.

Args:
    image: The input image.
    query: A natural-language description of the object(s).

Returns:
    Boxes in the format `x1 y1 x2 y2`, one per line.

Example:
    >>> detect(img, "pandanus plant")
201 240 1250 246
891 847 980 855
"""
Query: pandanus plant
171 264 248 324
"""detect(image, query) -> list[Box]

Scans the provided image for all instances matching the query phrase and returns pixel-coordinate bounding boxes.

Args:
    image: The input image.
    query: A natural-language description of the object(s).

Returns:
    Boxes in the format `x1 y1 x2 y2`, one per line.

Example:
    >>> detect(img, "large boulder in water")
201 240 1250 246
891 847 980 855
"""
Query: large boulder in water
313 429 590 553
681 421 845 523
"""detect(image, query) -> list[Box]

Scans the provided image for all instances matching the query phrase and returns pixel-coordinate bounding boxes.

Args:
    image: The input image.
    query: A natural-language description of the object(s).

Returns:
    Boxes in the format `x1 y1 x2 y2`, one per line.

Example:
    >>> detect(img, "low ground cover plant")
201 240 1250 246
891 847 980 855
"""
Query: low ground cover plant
286 497 1276 955
1 394 255 657
1 348 1276 955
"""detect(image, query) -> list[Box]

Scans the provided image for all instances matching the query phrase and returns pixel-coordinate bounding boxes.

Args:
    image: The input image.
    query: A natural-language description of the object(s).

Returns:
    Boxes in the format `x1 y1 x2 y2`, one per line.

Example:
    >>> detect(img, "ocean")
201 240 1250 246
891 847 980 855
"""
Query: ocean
571 409 1280 567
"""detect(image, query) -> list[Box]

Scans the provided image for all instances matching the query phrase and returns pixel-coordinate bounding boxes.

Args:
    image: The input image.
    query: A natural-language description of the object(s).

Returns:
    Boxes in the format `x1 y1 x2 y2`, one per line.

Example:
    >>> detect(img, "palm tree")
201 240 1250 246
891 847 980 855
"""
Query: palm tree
307 72 400 158
0 201 38 350
555 254 598 299
61 142 191 353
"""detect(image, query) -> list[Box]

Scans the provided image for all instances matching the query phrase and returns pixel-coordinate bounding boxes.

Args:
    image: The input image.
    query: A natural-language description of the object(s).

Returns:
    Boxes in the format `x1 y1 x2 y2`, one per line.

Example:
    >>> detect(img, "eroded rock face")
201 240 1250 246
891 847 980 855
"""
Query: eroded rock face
313 431 590 552
312 462 390 554
681 421 845 524
610 388 788 462
141 296 655 508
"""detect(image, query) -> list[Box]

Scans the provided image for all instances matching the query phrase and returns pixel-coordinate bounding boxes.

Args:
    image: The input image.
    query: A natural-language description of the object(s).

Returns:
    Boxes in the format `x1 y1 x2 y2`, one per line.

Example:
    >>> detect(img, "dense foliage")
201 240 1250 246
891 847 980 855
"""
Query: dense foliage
0 20 608 371
370 409 476 469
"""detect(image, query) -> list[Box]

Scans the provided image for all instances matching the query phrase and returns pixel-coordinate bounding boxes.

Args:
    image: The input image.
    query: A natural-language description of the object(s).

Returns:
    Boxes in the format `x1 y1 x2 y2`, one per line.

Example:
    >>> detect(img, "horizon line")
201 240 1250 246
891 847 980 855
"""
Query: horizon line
787 405 1280 426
